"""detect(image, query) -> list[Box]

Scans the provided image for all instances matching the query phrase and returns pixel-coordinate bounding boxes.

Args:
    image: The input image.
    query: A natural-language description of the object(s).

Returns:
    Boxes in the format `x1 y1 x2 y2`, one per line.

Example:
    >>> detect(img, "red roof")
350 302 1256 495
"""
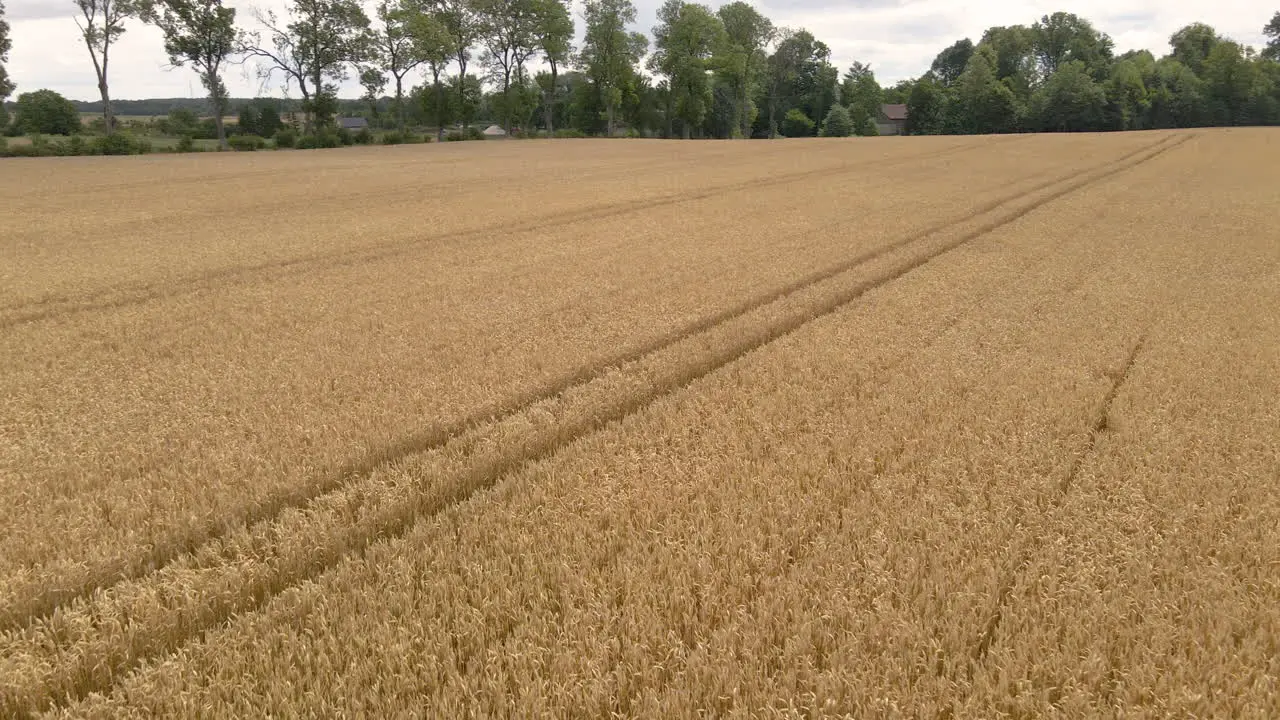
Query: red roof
880 104 908 121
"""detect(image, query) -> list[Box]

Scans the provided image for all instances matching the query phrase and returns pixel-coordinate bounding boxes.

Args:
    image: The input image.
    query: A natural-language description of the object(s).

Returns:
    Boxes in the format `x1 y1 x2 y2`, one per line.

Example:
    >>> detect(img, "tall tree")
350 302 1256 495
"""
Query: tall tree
75 0 138 135
840 60 880 135
370 1 426 132
1105 57 1150 130
476 0 539 133
1201 40 1258 125
715 1 772 138
948 44 1017 134
1265 12 1280 61
429 0 480 129
1029 59 1106 131
359 65 386 119
930 38 973 86
1031 12 1113 80
242 0 372 132
649 0 723 138
532 0 572 134
579 0 647 137
139 0 238 149
0 0 14 115
404 6 450 139
904 75 946 134
1168 22 1221 76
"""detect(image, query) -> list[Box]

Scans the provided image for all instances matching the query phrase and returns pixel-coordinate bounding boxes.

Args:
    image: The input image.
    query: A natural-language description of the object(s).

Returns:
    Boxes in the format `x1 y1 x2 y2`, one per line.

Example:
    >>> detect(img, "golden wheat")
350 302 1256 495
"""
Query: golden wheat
1 130 1275 718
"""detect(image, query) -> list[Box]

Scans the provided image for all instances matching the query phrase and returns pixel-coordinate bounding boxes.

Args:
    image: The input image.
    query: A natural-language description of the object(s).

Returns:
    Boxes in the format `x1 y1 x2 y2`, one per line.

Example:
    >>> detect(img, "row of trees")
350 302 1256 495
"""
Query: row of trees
902 13 1280 134
2 2 1280 146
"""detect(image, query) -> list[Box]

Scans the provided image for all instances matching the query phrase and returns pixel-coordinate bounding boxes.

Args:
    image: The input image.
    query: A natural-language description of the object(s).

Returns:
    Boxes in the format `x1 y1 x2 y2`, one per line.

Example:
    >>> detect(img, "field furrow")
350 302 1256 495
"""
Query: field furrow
2 129 1276 719
0 133 1167 640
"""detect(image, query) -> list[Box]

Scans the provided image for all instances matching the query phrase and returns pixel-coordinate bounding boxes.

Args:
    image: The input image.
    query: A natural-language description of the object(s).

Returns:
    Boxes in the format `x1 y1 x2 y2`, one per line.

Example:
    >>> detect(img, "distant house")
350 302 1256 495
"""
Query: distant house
482 124 507 137
338 117 369 131
877 104 908 135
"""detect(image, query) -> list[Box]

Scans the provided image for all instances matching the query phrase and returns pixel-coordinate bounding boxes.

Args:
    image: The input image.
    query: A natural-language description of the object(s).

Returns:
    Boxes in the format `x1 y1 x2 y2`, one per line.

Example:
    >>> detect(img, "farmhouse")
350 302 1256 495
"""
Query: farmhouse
338 117 369 132
877 104 908 135
482 124 507 137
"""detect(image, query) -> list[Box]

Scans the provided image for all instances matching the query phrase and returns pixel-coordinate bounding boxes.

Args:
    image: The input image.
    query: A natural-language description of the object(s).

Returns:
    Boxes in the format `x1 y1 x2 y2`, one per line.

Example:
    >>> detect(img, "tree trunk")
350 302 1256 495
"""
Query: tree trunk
99 79 114 136
741 79 750 139
434 77 445 141
457 55 468 129
395 76 405 134
767 93 776 138
214 114 228 150
606 102 615 138
545 63 557 135
502 72 512 135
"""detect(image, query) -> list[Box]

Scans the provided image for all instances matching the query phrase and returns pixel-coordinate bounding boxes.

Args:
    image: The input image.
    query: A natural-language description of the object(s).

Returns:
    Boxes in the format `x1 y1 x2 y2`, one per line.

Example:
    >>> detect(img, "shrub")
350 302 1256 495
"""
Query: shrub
91 132 151 155
353 127 374 145
176 135 197 153
336 127 355 146
552 128 587 138
781 108 815 138
295 131 342 150
63 135 88 155
445 130 466 141
274 128 297 149
820 105 854 137
465 126 484 140
381 131 425 145
228 134 266 151
13 90 81 136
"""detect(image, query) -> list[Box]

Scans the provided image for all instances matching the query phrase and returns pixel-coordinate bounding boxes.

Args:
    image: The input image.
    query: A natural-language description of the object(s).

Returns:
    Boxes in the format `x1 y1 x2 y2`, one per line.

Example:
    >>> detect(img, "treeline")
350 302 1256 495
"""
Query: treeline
902 15 1280 134
2 0 1280 151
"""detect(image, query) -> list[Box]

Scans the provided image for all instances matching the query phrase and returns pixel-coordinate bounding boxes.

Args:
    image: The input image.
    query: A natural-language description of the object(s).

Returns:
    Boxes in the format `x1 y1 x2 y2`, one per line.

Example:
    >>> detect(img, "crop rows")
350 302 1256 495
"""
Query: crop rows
3 130 1277 717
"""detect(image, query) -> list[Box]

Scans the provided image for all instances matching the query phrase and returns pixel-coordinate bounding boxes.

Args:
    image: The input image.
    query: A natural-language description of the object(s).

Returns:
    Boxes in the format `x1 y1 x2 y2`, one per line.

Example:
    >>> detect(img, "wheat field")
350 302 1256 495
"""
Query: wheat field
0 130 1277 718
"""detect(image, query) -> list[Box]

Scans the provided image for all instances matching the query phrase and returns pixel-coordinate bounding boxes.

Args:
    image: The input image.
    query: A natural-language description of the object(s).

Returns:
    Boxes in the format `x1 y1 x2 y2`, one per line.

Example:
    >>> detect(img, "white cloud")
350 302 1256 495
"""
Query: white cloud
3 0 1275 102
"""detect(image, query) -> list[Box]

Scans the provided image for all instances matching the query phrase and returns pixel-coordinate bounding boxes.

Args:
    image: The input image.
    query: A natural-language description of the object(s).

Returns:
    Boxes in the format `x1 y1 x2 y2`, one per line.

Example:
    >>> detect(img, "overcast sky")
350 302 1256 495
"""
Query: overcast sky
4 0 1274 102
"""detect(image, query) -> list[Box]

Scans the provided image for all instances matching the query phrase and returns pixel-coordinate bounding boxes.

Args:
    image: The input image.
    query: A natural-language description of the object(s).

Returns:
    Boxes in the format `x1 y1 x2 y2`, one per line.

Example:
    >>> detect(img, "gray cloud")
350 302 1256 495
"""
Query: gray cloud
7 0 76 22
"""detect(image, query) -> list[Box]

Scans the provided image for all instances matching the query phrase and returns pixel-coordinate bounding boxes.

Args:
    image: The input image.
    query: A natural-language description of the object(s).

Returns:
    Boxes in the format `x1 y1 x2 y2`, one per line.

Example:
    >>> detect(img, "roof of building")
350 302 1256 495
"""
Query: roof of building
880 104 908 121
338 117 369 130
482 124 507 136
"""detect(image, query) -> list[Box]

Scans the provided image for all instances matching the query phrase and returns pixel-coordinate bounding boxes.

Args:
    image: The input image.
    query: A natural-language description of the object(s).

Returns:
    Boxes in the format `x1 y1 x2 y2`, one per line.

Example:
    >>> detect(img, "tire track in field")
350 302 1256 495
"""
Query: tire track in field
932 335 1148 720
0 141 990 330
0 134 1191 718
0 135 1174 641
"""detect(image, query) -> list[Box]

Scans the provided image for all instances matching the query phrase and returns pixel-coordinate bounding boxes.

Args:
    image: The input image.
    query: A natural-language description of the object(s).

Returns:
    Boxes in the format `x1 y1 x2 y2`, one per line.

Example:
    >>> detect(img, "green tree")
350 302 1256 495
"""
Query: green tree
780 106 813 137
75 0 140 135
429 0 481 129
359 65 386 119
242 0 372 132
368 1 427 133
1105 58 1150 130
0 0 14 113
579 0 648 137
140 0 237 148
446 72 481 126
649 0 723 138
1265 12 1280 61
979 24 1035 99
14 89 81 135
930 38 973 86
404 7 451 139
760 27 802 138
237 99 283 136
475 0 539 134
949 45 1017 133
1032 12 1113 80
532 0 572 134
1028 59 1107 131
1147 58 1207 128
904 75 946 134
1168 22 1221 76
819 103 852 136
1201 40 1258 125
840 60 880 135
714 1 772 138
881 79 913 104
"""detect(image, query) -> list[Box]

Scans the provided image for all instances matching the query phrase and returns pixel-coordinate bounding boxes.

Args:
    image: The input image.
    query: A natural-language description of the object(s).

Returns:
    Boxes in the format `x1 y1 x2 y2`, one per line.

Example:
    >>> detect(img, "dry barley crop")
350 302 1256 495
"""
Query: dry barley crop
1 129 1277 718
